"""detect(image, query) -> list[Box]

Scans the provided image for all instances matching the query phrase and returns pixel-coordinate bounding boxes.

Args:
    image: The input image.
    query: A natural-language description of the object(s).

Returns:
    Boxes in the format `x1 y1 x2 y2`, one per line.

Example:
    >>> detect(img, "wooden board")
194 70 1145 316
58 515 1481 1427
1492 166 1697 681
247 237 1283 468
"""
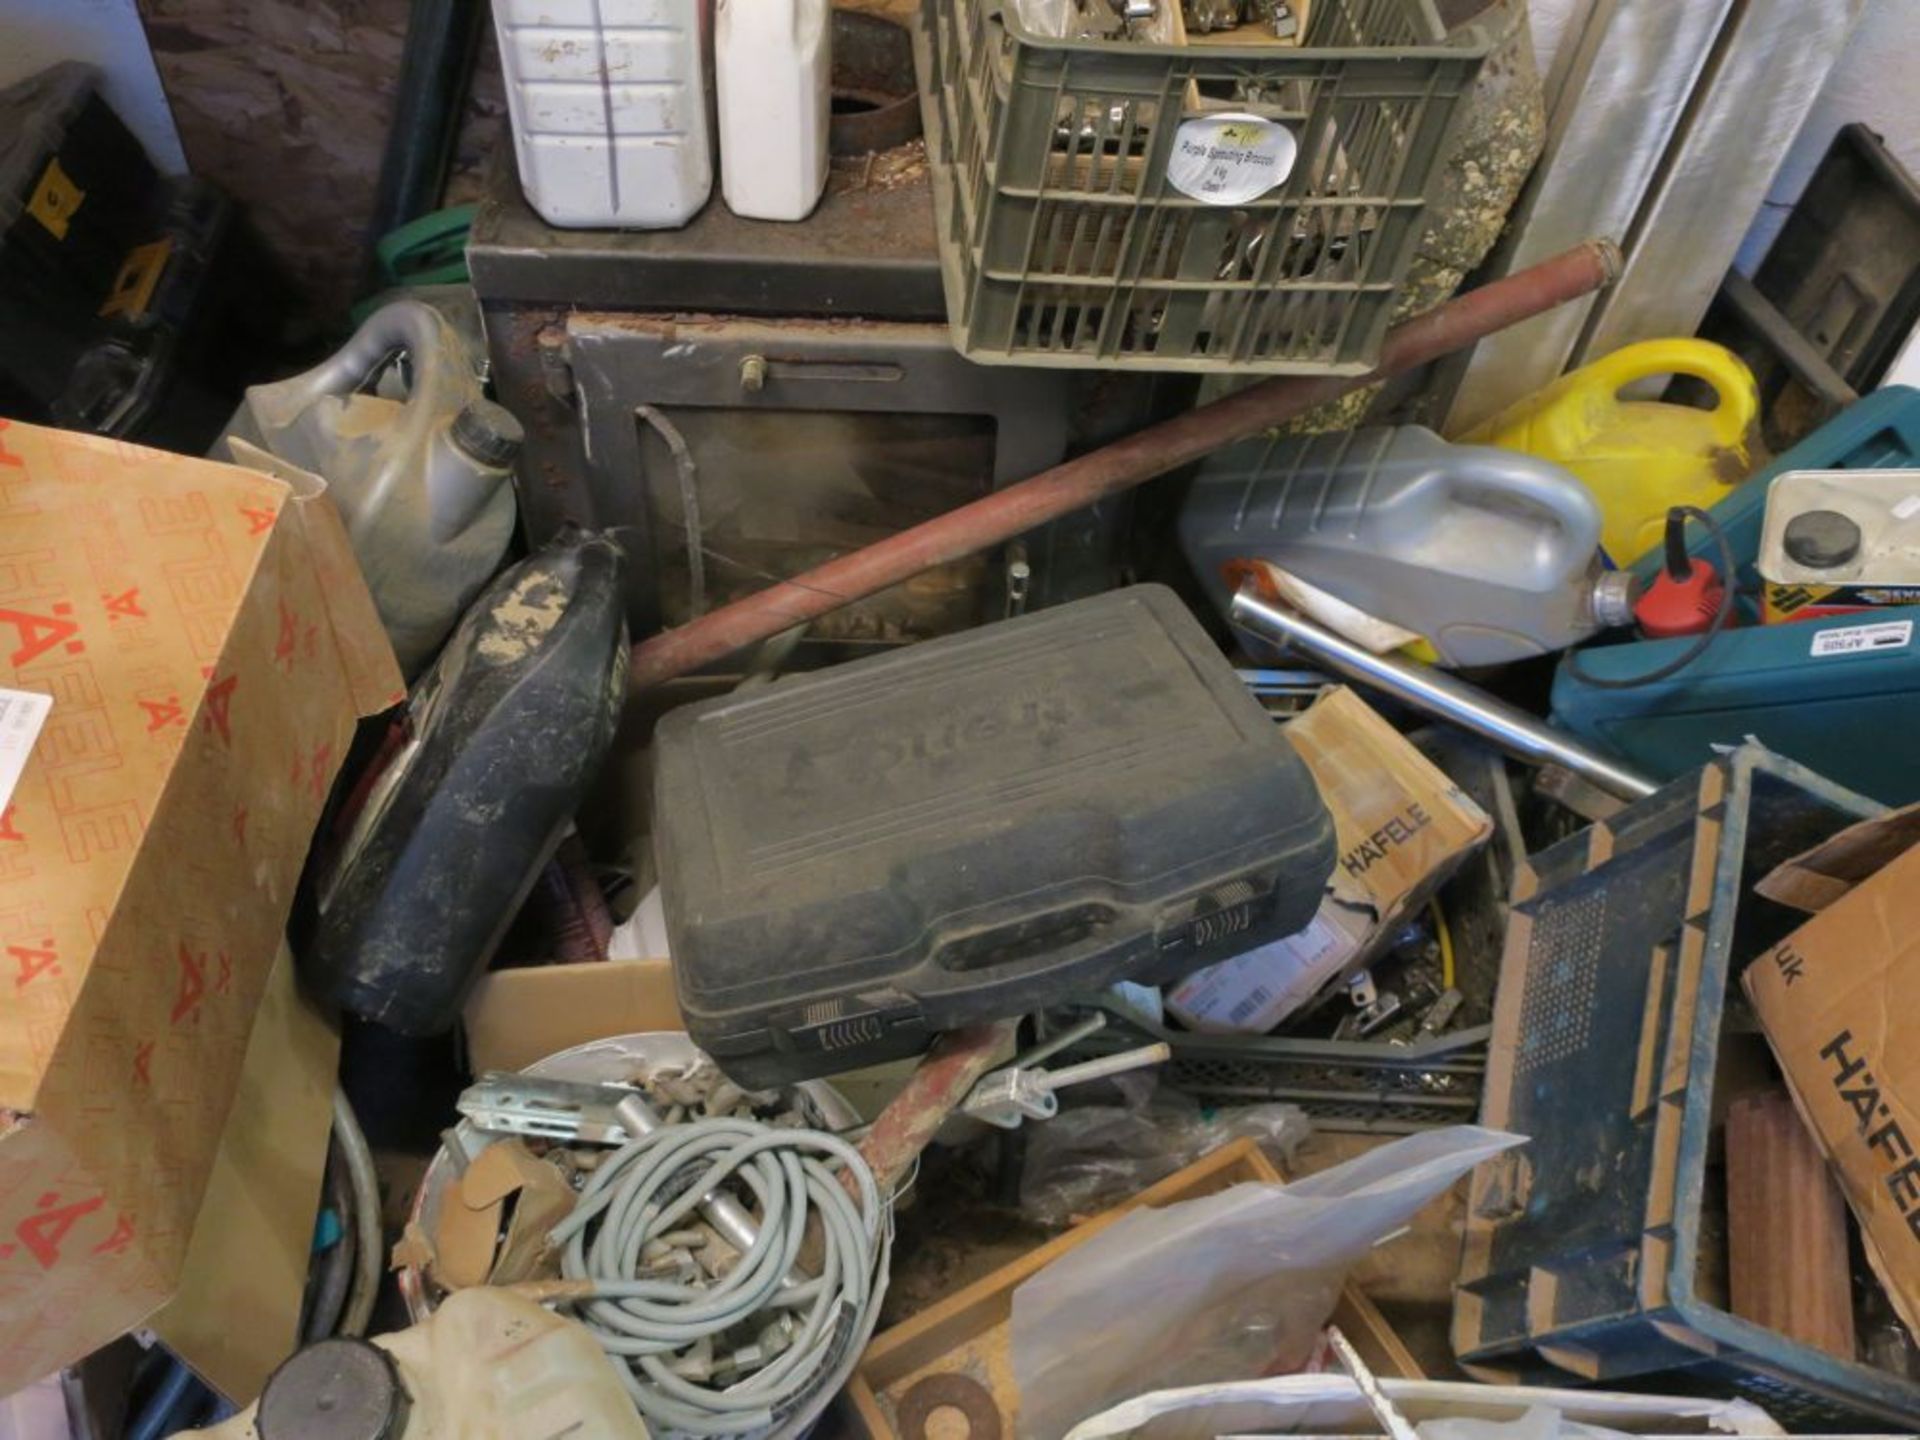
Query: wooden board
1727 1089 1857 1361
846 1138 1421 1440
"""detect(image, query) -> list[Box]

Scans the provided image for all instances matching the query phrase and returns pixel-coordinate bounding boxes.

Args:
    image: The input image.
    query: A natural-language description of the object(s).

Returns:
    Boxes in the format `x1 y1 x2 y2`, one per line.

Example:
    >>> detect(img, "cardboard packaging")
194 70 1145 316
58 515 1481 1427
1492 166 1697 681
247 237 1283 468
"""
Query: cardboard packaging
1745 804 1920 1339
0 420 401 1390
1167 687 1491 1034
465 957 681 1074
149 941 340 1401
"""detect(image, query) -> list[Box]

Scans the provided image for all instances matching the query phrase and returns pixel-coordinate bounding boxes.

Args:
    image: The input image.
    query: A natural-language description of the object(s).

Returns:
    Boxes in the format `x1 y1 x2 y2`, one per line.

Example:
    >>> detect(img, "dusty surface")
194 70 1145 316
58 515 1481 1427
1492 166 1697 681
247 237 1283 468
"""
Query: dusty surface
475 565 569 664
880 1145 1053 1329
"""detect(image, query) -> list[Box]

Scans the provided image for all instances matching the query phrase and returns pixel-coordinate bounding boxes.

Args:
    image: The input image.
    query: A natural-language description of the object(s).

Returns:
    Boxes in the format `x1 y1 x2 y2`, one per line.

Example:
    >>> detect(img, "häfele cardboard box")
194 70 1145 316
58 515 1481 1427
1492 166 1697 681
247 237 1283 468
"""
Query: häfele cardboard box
0 420 401 1390
1168 687 1490 1033
1745 805 1920 1339
149 940 340 1402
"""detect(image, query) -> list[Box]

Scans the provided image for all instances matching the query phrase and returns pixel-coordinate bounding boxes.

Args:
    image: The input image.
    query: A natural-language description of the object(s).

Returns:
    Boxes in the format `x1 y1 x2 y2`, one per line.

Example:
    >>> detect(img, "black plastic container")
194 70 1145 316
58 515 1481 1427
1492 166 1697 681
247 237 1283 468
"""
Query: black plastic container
0 63 161 418
654 585 1337 1086
50 177 247 449
305 532 630 1035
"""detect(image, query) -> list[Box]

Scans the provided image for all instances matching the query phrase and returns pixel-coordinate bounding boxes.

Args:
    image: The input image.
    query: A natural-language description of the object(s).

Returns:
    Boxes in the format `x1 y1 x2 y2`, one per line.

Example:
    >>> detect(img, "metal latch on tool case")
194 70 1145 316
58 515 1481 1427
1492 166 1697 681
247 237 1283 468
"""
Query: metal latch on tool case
1155 876 1279 962
778 993 930 1057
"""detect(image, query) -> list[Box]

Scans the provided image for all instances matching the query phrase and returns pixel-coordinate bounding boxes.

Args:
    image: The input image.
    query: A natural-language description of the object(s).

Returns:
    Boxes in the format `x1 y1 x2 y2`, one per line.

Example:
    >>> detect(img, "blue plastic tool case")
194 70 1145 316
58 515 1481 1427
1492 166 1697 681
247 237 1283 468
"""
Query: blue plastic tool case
1454 745 1920 1429
1552 387 1920 804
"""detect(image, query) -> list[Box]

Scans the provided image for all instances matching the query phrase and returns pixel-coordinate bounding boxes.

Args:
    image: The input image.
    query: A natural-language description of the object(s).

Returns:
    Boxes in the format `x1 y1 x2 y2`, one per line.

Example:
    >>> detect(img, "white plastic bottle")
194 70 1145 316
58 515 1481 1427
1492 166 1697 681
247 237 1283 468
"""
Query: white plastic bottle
492 0 713 230
716 0 831 221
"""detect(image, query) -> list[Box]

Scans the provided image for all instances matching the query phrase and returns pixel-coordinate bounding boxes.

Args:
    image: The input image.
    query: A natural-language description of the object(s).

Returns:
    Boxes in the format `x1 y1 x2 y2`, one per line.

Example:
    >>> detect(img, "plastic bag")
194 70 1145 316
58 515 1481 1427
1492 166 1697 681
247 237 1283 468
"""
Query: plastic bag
1420 1408 1637 1440
1020 1097 1311 1228
1056 1374 1781 1440
1011 1125 1526 1440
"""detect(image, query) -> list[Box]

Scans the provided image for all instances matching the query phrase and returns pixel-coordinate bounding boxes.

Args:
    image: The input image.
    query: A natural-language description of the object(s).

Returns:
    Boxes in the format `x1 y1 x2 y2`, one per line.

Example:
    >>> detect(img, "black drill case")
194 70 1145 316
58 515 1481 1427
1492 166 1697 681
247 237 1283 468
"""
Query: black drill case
653 586 1335 1085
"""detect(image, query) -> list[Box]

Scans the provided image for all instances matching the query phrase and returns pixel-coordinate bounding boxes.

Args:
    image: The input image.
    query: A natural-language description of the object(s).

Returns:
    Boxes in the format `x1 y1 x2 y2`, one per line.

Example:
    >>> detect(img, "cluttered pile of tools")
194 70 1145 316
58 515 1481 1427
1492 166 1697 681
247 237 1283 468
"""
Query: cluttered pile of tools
8 2 1920 1438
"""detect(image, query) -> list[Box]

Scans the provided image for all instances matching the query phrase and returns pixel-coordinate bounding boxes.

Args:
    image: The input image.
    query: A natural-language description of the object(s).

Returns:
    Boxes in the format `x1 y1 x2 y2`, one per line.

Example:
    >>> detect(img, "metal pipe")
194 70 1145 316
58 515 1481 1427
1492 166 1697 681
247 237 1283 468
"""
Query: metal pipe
1017 1014 1107 1072
361 0 486 281
1229 588 1659 802
1040 1043 1172 1093
609 1090 788 1271
629 241 1623 689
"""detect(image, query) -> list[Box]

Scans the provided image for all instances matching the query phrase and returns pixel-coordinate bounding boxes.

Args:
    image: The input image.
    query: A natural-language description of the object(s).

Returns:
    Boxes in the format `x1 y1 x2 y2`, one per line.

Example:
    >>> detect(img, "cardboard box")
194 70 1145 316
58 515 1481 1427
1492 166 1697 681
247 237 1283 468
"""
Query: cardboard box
0 420 400 1389
1745 806 1920 1338
149 941 340 1402
464 958 681 1074
1168 687 1490 1034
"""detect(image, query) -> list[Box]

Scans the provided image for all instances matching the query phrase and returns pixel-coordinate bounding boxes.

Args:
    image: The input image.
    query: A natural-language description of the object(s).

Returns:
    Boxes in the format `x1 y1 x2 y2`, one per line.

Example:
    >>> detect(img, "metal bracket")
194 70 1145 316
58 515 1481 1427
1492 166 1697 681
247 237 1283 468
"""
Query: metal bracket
457 1072 649 1145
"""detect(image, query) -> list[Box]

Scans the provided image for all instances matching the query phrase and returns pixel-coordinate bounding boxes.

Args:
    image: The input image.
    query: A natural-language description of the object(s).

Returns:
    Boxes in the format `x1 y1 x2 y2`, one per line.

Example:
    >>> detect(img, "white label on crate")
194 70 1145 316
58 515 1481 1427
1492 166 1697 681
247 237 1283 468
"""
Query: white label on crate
1811 619 1914 657
1166 114 1297 205
0 688 51 812
1896 494 1920 521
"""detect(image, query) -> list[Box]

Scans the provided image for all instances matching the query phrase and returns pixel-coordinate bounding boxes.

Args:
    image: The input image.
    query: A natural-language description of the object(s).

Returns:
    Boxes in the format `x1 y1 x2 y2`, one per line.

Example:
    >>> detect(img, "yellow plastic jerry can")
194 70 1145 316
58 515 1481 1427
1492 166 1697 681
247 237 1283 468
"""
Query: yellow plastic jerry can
1458 339 1760 567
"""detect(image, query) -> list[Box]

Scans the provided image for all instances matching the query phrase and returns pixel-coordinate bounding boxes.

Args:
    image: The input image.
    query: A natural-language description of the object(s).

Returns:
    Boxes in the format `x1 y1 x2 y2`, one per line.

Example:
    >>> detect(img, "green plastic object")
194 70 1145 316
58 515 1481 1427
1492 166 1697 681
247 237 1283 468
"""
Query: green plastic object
376 203 474 288
914 0 1497 373
1552 386 1920 804
350 204 475 326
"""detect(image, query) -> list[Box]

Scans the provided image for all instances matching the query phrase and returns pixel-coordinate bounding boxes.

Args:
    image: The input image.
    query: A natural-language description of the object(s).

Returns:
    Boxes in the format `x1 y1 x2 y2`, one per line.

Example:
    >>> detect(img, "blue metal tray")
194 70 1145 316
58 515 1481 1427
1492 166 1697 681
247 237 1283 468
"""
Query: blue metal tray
1455 746 1920 1429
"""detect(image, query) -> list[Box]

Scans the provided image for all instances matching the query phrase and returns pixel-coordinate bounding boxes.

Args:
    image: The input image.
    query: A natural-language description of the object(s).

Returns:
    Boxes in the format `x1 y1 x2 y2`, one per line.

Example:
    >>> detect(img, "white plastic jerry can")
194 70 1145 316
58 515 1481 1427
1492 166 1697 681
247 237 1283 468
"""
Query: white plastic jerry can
716 0 831 221
492 0 713 229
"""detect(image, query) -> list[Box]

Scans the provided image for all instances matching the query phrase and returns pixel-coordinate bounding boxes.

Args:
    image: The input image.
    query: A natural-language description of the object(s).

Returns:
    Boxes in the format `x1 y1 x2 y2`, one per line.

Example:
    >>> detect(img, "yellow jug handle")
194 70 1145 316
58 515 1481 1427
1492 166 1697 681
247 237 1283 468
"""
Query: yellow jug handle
1577 340 1759 451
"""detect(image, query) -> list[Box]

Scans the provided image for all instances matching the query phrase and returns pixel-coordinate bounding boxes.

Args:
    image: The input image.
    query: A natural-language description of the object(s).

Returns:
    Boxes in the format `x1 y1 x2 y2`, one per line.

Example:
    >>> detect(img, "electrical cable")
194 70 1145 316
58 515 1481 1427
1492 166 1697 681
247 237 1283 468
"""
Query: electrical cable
1564 505 1738 690
1428 898 1456 992
551 1117 891 1438
302 1153 357 1342
332 1087 385 1338
638 404 707 620
125 1359 197 1440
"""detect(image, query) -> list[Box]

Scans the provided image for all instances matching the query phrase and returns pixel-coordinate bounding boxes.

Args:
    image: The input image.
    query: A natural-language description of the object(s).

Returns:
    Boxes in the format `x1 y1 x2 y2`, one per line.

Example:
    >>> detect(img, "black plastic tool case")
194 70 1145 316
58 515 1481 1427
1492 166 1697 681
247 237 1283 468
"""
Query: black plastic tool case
653 585 1336 1085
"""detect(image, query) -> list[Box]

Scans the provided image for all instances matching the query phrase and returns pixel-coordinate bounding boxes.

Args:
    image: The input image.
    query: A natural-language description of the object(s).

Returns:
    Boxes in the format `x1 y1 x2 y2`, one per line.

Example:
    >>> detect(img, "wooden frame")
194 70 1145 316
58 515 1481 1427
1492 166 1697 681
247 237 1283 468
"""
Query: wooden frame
845 1138 1422 1439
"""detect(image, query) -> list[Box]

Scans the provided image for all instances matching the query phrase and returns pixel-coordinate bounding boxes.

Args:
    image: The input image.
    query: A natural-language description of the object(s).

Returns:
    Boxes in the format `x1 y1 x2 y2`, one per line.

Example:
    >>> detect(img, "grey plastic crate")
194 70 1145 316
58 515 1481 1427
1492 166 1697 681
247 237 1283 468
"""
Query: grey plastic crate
1455 745 1920 1431
914 0 1496 372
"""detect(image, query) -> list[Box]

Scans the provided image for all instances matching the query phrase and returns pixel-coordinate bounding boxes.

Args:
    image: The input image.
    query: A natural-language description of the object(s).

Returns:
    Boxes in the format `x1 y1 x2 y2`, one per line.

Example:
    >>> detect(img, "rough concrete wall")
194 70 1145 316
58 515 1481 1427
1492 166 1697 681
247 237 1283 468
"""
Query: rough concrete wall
140 0 506 324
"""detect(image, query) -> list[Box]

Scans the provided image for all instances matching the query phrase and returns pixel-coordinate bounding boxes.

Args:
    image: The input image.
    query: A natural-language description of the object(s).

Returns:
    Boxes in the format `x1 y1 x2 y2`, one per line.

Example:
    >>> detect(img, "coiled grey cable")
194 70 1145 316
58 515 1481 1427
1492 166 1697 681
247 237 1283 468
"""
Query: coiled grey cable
551 1117 890 1437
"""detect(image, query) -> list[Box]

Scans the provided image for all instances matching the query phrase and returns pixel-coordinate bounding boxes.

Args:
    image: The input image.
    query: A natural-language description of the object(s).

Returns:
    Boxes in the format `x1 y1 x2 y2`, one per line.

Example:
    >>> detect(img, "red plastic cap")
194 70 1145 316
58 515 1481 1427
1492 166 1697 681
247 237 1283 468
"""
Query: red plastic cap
1635 560 1724 640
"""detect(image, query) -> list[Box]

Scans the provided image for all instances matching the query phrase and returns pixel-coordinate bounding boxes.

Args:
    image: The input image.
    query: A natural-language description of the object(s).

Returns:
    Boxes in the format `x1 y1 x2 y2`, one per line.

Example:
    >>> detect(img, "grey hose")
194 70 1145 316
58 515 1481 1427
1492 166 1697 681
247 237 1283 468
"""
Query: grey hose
332 1087 385 1338
302 1155 356 1341
637 405 707 619
550 1118 890 1437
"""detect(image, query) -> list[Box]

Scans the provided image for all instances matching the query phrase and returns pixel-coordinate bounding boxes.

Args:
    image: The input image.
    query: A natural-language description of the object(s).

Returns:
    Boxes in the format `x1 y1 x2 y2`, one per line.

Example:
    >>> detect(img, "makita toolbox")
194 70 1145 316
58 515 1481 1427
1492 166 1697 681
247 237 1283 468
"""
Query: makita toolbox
653 585 1336 1085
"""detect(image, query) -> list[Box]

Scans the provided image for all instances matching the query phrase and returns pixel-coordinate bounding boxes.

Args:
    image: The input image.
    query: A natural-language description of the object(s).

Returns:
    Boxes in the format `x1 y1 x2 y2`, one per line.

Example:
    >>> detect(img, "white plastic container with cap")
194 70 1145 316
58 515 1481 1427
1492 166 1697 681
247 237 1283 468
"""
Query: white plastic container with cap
716 0 831 221
491 0 713 230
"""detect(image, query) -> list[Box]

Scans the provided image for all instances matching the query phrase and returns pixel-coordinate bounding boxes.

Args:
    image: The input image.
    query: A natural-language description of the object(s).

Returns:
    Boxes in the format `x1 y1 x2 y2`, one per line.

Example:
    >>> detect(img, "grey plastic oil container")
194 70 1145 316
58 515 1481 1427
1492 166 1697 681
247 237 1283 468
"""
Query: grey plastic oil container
218 299 518 678
1181 426 1634 668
